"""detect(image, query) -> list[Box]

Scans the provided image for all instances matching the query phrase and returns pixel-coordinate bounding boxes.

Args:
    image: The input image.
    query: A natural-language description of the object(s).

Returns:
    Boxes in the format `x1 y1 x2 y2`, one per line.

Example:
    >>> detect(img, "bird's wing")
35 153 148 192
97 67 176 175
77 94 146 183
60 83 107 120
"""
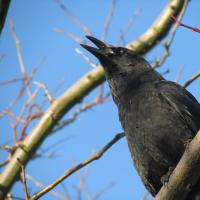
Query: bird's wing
155 80 200 135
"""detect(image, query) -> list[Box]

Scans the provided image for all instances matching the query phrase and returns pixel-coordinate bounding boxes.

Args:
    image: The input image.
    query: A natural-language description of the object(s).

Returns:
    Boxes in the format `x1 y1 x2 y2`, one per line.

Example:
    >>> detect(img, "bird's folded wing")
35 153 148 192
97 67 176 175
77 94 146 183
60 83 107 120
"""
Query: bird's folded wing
155 80 200 135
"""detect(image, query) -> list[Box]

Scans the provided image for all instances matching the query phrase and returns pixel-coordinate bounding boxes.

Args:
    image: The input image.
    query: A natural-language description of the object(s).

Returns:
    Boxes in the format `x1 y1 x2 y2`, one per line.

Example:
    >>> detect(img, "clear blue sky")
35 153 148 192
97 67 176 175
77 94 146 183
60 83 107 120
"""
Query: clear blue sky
0 1 200 200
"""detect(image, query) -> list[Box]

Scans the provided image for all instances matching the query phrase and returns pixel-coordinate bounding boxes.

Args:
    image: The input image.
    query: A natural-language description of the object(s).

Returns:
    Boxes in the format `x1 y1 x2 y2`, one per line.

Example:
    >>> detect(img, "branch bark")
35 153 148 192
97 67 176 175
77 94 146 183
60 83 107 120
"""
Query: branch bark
155 130 200 200
0 0 189 199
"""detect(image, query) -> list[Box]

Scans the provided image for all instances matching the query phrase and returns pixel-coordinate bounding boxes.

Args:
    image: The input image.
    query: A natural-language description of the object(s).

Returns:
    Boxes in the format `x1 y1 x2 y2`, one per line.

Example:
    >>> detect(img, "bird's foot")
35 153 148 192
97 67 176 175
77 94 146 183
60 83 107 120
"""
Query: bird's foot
161 167 175 186
183 138 193 148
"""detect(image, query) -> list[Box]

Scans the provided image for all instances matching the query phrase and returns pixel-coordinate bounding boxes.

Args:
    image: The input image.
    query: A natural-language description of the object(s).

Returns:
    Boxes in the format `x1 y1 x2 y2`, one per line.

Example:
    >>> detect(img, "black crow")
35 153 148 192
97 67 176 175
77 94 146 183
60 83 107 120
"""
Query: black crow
81 36 200 199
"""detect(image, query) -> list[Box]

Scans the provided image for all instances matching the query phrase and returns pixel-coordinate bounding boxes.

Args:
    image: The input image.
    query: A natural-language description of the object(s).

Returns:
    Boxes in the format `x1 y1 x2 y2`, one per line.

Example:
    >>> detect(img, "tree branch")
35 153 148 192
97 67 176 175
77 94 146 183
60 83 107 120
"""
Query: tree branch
127 0 188 54
156 130 200 200
171 15 200 33
0 0 188 199
30 132 125 200
183 71 200 88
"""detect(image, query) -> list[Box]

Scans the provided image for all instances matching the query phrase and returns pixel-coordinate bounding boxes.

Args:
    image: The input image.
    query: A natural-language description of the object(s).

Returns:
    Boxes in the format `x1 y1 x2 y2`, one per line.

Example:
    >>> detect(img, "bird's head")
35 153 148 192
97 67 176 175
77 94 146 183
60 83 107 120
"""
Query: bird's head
81 36 163 100
81 36 148 78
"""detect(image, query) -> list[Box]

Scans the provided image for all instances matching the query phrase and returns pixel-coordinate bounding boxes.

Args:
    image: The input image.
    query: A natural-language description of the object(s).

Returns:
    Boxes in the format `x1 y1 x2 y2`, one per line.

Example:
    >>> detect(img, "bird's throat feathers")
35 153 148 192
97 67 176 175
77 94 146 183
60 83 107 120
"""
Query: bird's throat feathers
106 65 163 103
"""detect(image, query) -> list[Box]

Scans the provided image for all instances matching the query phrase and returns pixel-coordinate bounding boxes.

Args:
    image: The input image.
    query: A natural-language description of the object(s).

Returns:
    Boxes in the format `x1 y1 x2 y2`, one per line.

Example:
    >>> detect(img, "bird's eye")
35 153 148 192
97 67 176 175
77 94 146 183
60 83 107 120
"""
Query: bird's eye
106 49 115 56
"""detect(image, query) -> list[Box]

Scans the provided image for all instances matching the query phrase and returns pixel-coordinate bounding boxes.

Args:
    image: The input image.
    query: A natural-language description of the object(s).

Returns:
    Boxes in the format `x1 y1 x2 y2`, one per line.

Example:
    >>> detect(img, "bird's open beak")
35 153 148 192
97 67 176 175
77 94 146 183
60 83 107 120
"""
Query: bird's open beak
80 36 110 59
86 36 107 48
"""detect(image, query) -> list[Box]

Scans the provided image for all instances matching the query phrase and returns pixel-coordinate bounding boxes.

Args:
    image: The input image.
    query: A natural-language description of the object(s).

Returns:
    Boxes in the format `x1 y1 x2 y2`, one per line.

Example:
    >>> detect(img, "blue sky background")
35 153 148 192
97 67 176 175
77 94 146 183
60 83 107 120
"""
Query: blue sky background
0 1 200 200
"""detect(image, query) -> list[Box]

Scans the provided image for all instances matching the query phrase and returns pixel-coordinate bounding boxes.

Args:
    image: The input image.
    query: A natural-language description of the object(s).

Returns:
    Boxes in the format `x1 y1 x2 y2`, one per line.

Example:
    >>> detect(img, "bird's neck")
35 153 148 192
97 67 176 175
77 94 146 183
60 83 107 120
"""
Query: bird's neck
107 67 163 104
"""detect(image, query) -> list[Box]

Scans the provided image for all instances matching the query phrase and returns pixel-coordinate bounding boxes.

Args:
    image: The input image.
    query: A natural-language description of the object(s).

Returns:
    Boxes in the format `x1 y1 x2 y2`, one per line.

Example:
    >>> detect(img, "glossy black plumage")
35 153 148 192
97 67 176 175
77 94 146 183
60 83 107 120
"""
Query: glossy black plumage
81 36 200 199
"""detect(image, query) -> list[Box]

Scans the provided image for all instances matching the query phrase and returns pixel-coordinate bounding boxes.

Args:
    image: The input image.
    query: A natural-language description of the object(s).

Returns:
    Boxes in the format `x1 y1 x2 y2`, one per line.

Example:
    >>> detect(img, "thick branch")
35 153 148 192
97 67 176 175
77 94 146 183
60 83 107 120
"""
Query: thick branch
156 130 200 200
127 0 188 54
0 0 188 199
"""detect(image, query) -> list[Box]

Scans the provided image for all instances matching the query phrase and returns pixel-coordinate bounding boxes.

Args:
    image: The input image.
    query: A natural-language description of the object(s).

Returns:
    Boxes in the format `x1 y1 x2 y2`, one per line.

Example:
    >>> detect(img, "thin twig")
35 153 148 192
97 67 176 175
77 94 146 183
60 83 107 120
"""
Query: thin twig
75 48 97 68
183 71 200 88
101 0 116 41
30 132 125 200
76 167 92 200
26 175 69 200
34 81 54 103
98 0 117 106
39 136 72 157
93 182 115 200
60 183 72 200
13 86 41 142
52 94 110 133
39 78 65 109
171 15 200 33
152 0 188 69
0 77 23 87
117 9 141 46
10 21 32 98
29 57 46 81
55 0 92 35
174 65 185 83
53 28 86 44
2 56 43 116
17 158 30 200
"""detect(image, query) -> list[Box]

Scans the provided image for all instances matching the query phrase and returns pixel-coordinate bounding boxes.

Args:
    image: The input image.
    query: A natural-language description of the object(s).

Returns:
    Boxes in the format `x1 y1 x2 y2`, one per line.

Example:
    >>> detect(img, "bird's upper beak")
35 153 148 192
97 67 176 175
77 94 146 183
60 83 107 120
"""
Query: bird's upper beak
80 36 112 60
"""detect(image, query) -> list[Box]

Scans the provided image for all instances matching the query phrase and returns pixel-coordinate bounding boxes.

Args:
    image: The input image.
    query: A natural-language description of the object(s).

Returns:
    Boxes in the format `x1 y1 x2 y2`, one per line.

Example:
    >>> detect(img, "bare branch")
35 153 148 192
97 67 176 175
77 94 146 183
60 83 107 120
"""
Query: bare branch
152 0 188 69
53 28 86 44
117 9 141 46
127 0 189 54
12 87 41 141
174 65 185 83
101 0 116 41
34 81 54 104
52 93 110 133
10 21 32 98
26 175 69 200
29 57 46 81
30 132 125 200
76 168 93 200
55 0 92 35
0 77 23 87
17 158 30 200
75 48 97 68
156 130 200 200
183 71 200 88
5 55 43 112
39 79 66 110
60 183 72 200
4 32 44 114
171 15 200 33
93 182 115 200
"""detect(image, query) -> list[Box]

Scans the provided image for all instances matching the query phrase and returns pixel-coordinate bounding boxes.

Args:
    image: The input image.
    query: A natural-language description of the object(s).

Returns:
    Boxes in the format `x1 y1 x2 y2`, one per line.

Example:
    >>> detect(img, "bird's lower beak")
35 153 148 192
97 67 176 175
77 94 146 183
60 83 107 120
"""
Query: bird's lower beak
81 36 113 64
81 36 109 58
